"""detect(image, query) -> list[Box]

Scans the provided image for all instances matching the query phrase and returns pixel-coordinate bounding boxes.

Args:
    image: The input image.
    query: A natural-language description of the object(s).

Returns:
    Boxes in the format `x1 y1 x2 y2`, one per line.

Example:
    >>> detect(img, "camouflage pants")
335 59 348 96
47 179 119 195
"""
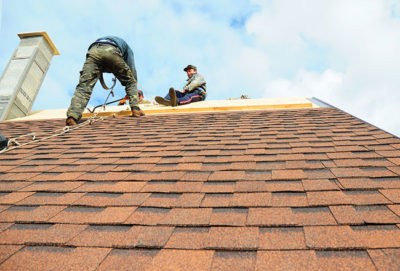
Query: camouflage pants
67 43 139 120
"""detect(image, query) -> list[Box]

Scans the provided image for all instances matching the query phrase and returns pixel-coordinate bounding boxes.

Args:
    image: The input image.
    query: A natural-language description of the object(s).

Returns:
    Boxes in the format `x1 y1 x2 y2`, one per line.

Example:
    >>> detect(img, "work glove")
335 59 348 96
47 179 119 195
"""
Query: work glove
132 109 145 117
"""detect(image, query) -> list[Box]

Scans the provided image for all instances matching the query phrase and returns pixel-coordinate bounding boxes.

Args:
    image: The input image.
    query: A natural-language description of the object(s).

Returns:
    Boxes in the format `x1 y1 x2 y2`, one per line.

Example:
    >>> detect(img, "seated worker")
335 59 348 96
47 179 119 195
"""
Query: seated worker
155 64 207 106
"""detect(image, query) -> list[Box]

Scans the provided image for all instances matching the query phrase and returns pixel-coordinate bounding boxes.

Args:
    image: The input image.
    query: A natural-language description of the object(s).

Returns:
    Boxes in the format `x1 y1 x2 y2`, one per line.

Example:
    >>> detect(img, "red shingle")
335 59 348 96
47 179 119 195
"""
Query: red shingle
0 245 23 264
205 226 258 250
74 181 146 193
159 208 212 226
208 171 246 181
211 251 257 271
271 169 306 180
0 246 111 271
97 249 159 271
0 223 87 245
302 179 340 191
0 206 65 223
368 249 400 270
17 192 85 205
329 205 364 224
304 225 400 249
49 206 136 224
148 249 214 270
315 250 376 271
165 227 209 249
247 207 295 226
259 227 306 249
0 192 35 204
271 192 308 207
73 192 150 207
256 250 318 271
210 208 247 226
124 207 170 225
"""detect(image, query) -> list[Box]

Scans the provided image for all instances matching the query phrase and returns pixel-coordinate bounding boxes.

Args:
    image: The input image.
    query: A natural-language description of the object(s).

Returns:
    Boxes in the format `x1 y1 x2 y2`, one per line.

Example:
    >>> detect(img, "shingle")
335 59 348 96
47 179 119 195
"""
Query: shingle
304 225 400 249
271 169 306 180
147 249 214 271
292 207 337 226
210 208 248 226
256 250 318 271
0 206 66 223
170 193 205 207
368 249 400 270
159 208 212 226
181 171 211 181
0 223 87 245
0 246 111 271
315 250 376 271
205 226 258 250
142 193 181 208
234 181 268 192
201 193 233 207
211 251 257 271
302 179 340 191
0 181 33 192
124 207 170 225
231 192 271 207
355 205 400 224
74 181 146 193
329 205 364 224
271 192 308 207
265 180 304 192
17 192 85 205
49 206 136 224
0 192 35 204
97 249 159 271
20 181 85 192
344 191 391 205
165 227 209 249
307 191 351 206
380 189 400 203
0 245 23 264
259 227 306 249
247 207 295 226
208 171 246 181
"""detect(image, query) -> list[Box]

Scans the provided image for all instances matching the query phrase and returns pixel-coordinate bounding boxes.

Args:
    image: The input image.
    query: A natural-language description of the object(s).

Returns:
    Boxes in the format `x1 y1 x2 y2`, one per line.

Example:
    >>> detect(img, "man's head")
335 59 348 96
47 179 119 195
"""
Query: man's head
183 64 197 78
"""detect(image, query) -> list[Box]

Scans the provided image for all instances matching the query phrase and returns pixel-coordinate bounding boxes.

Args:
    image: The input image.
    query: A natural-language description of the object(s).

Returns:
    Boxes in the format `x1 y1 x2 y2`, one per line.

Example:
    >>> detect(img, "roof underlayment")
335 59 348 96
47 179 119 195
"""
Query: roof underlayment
0 97 400 270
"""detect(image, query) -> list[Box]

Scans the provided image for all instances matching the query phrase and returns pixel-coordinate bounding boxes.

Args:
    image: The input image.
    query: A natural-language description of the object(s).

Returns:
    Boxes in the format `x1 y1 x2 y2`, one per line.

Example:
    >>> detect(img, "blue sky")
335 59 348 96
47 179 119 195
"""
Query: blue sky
0 0 400 137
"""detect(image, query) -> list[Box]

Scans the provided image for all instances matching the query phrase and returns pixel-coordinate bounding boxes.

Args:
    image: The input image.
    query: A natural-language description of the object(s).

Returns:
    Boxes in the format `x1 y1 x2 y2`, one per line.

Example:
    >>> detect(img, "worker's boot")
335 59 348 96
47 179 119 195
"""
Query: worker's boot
132 109 145 117
155 96 171 106
169 87 178 107
66 117 77 126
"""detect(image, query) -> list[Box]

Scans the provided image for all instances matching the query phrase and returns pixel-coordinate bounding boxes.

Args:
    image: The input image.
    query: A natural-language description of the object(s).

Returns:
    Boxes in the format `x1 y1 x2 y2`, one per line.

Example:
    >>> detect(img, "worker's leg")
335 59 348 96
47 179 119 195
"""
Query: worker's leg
67 47 102 121
177 90 206 105
105 47 140 110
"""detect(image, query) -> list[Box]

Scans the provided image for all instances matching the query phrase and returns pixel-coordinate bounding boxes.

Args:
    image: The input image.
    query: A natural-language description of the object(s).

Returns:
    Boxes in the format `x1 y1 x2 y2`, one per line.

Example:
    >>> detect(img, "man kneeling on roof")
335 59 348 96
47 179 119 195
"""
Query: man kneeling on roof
155 64 207 107
66 36 145 126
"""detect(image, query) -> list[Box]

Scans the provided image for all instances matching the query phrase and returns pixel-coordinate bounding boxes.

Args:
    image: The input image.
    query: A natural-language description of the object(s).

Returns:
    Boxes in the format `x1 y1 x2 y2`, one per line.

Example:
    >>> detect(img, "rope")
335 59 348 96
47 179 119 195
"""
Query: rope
0 85 117 154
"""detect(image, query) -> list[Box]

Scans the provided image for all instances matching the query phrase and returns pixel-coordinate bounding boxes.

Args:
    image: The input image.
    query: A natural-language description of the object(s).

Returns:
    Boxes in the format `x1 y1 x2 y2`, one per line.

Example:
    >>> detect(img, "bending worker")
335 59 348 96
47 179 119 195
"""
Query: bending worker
66 36 145 126
155 64 207 107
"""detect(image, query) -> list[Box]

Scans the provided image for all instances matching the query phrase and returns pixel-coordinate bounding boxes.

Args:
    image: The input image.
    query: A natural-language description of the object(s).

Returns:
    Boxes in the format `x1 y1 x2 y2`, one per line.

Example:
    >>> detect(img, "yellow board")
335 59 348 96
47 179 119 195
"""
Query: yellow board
82 103 313 118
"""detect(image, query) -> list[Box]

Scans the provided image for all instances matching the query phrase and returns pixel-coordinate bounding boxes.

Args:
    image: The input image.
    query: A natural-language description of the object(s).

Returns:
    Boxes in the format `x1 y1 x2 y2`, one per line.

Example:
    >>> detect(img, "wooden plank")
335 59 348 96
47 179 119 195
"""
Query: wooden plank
82 103 313 118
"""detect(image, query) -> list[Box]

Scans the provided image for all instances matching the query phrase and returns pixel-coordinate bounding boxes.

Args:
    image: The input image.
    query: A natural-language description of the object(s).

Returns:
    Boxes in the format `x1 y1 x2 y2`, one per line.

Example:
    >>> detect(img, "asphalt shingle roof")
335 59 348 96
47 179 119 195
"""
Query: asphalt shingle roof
0 107 400 270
